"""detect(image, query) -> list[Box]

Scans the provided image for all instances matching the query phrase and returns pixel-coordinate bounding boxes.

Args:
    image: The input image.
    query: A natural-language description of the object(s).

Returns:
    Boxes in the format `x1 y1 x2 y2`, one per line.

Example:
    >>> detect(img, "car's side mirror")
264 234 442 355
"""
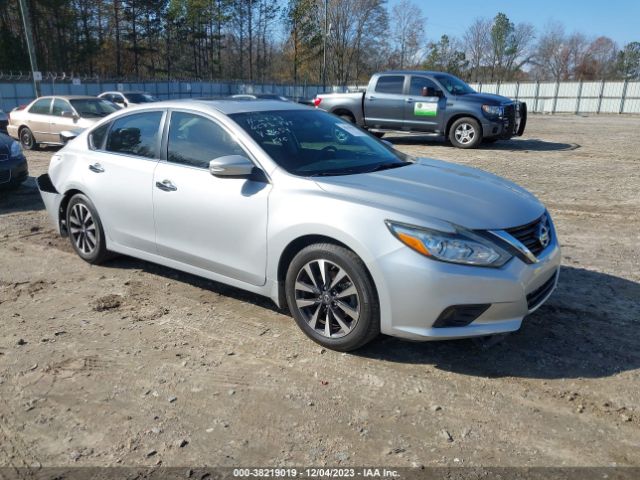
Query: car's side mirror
209 155 255 177
61 111 78 119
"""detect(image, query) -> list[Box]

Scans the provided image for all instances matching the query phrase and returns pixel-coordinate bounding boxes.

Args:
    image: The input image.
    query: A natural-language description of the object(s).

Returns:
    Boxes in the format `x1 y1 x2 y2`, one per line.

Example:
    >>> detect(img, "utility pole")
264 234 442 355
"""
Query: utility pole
18 0 40 97
322 0 327 92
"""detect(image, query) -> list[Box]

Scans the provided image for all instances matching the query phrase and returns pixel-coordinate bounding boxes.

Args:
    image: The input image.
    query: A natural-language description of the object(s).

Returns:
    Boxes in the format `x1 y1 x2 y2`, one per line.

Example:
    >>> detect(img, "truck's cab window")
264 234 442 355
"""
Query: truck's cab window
374 76 405 94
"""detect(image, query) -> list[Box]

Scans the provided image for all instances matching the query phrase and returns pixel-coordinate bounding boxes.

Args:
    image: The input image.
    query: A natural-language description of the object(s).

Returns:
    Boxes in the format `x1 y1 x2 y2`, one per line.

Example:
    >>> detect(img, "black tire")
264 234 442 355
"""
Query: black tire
448 117 482 149
285 243 380 351
339 114 355 123
19 127 39 150
66 193 110 264
371 131 385 138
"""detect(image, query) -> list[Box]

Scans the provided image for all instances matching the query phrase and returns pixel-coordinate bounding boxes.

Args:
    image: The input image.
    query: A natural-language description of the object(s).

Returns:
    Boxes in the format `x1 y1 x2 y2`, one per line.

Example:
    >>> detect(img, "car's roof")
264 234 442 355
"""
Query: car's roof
36 95 99 100
380 70 454 76
100 91 149 95
143 99 310 115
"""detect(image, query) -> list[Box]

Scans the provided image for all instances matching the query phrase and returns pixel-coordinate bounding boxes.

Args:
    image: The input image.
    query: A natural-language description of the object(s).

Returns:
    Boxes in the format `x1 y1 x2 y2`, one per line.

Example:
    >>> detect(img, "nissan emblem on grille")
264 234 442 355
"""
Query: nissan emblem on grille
538 221 550 248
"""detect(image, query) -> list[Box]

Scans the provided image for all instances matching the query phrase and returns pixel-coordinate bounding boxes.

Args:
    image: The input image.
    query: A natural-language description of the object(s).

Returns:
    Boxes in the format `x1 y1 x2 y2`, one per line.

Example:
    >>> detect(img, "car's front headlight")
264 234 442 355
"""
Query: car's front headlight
385 220 512 267
9 141 23 158
481 104 503 118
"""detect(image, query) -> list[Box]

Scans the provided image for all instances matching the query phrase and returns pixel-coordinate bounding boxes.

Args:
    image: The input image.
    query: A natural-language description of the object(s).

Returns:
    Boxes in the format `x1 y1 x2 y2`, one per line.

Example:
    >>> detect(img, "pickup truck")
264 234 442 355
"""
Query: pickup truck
313 70 527 148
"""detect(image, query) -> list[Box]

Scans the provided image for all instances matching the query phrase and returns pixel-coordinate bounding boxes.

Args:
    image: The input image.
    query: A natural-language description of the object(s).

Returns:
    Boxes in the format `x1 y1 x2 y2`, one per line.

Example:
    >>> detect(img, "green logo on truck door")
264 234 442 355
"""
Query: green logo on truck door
414 102 438 117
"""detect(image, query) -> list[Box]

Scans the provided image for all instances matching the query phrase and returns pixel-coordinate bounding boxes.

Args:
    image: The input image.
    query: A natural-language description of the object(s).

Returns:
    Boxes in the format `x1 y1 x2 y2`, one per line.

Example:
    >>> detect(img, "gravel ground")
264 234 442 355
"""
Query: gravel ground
0 114 639 469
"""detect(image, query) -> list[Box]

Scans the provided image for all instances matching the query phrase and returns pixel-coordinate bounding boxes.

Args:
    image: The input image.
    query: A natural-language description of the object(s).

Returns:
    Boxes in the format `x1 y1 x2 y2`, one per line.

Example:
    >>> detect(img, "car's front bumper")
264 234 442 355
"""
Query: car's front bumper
374 234 561 340
482 102 527 140
0 154 28 187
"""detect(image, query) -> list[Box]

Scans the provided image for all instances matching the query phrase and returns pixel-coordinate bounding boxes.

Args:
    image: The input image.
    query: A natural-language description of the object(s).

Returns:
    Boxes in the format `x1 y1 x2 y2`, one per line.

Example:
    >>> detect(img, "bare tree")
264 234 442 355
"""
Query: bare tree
389 0 425 69
463 18 490 82
324 0 388 86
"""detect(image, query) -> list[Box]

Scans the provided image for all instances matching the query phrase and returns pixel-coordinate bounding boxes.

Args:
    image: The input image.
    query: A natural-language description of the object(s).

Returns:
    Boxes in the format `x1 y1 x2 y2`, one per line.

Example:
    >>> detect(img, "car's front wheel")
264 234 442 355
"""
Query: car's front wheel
66 193 109 264
449 117 482 148
285 243 380 351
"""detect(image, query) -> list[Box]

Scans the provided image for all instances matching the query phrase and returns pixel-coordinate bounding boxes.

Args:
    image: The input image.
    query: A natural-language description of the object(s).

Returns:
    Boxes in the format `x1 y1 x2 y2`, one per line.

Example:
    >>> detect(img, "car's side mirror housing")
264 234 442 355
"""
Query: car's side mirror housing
61 110 78 120
209 155 255 178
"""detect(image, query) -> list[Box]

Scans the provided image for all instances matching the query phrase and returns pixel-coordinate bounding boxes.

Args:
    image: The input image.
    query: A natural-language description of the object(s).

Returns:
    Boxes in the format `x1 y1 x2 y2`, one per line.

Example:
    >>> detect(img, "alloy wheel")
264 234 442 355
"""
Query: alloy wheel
294 259 360 338
69 203 97 255
454 123 476 144
20 129 33 149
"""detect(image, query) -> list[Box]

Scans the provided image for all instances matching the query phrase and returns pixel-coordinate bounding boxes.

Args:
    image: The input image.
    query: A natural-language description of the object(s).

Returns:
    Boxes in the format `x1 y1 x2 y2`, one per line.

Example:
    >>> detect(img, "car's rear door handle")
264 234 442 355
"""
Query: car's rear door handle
155 180 177 192
405 98 414 103
88 163 104 173
367 96 376 101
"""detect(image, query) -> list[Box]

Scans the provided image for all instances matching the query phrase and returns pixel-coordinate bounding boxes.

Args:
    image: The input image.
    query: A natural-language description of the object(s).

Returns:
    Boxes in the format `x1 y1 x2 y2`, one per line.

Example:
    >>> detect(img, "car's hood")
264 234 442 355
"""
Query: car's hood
314 159 544 230
462 92 513 105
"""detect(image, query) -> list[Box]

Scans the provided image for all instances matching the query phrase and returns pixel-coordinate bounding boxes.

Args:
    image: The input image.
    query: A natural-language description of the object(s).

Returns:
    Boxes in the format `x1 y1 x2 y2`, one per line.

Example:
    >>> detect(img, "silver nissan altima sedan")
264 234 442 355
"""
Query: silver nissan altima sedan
37 99 560 351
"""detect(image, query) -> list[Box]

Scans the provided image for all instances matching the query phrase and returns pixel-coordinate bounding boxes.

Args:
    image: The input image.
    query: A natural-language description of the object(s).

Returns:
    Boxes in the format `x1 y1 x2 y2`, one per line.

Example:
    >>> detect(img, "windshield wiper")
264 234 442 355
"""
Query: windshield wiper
365 162 410 173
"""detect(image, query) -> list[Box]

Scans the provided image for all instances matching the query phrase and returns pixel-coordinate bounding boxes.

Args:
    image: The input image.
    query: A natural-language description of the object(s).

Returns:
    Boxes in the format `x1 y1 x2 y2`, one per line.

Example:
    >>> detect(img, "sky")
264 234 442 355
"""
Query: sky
393 0 640 46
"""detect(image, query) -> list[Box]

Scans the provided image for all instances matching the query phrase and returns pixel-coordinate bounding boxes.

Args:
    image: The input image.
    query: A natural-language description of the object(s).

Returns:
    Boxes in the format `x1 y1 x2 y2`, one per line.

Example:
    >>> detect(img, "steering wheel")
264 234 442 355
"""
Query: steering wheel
320 145 338 159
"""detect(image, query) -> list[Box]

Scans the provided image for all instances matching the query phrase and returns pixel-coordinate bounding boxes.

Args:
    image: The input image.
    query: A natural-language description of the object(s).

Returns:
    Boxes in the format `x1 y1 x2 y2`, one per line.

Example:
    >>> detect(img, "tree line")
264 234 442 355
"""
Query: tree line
1 0 639 85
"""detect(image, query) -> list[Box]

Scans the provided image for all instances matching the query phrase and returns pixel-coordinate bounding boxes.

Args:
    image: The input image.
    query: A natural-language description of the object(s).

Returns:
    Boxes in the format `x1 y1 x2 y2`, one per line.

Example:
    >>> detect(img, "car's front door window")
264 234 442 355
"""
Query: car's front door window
167 111 246 169
52 98 73 117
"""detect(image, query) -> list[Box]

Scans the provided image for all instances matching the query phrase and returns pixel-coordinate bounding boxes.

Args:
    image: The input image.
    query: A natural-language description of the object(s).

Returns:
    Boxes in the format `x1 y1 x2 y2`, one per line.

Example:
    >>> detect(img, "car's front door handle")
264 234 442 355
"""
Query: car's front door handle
405 98 414 103
367 96 376 101
155 180 177 192
88 163 104 173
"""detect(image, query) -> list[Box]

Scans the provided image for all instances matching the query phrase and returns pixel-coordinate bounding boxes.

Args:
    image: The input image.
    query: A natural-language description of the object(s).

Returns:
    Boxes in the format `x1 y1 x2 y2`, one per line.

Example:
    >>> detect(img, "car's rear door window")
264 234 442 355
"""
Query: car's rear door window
29 98 52 115
167 111 246 169
106 111 163 159
374 76 405 94
89 122 110 150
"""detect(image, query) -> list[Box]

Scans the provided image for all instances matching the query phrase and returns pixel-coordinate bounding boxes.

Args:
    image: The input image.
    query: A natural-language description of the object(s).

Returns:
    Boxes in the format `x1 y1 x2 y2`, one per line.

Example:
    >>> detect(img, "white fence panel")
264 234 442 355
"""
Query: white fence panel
2 79 640 113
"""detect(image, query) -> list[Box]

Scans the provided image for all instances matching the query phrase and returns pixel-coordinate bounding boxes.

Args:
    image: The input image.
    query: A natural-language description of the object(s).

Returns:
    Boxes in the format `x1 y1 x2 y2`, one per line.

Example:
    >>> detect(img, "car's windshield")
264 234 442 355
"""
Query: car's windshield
229 110 411 177
434 74 476 95
70 99 119 118
125 93 158 103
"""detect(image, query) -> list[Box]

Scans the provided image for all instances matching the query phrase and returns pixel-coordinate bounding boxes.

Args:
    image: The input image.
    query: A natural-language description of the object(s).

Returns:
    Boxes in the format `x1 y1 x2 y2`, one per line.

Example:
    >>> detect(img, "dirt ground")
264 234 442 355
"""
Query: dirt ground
0 114 639 470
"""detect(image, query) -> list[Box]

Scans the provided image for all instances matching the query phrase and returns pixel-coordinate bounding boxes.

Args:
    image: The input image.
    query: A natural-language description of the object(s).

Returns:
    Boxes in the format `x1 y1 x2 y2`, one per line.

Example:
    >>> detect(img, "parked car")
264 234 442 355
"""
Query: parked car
37 99 559 351
7 96 120 150
314 70 527 148
0 110 8 133
230 93 290 102
98 91 159 108
0 131 28 189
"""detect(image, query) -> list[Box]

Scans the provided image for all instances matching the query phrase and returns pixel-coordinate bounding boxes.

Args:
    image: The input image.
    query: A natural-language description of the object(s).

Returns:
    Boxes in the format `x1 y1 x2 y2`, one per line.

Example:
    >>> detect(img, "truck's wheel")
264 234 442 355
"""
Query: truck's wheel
339 114 355 123
449 117 482 149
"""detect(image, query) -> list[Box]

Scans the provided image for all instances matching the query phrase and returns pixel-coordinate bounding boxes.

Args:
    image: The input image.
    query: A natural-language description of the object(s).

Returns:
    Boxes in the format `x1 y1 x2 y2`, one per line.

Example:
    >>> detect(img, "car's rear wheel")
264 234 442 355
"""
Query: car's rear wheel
66 193 109 264
449 117 482 149
371 131 385 138
19 127 38 150
285 243 379 351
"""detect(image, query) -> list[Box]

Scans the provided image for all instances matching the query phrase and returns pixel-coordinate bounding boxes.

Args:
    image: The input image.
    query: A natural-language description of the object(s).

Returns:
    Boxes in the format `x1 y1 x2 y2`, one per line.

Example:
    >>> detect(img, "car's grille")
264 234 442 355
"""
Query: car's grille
0 169 10 183
506 214 551 257
527 270 558 310
503 103 516 134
